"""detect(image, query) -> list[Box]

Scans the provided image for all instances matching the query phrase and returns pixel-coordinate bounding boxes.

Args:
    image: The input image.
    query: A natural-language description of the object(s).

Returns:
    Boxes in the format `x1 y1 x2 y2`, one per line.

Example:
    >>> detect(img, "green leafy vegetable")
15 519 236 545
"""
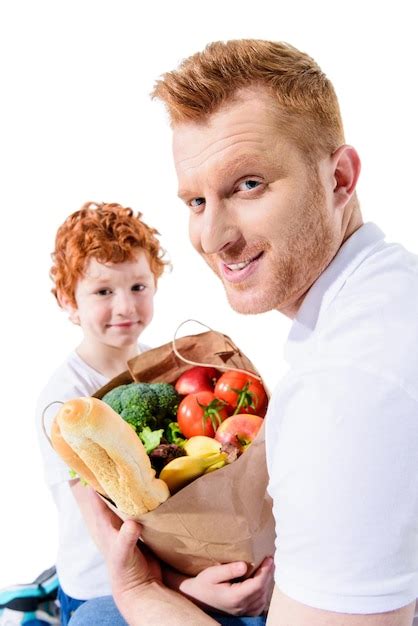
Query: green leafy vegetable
139 426 164 453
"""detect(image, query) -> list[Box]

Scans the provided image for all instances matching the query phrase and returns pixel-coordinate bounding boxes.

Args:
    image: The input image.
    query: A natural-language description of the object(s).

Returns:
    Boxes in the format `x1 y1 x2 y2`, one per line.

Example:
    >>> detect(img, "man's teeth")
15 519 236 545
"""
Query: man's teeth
227 259 252 271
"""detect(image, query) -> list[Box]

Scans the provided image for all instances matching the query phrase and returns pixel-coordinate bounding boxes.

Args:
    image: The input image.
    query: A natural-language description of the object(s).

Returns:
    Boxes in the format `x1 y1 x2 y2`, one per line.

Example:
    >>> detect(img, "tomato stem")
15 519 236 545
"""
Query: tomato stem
232 382 255 415
197 397 227 433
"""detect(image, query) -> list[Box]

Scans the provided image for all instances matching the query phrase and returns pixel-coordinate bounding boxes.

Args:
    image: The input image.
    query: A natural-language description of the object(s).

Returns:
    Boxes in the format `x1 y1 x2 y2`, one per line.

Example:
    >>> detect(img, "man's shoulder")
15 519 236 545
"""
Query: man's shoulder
316 241 418 388
337 238 418 306
327 240 418 322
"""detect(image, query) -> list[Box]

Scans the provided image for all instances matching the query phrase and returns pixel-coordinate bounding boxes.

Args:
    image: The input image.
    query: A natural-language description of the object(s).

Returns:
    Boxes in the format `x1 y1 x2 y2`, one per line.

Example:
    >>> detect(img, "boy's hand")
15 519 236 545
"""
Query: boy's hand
164 557 274 616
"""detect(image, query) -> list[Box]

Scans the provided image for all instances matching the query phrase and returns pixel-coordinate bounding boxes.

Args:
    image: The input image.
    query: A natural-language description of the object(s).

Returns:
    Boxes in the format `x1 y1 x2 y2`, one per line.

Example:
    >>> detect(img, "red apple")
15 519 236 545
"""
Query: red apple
175 366 220 395
214 414 263 451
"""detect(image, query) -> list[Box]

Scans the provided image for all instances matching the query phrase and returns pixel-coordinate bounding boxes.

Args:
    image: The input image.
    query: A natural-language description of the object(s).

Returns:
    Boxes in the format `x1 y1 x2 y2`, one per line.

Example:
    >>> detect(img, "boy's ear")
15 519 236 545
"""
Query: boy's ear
59 294 80 326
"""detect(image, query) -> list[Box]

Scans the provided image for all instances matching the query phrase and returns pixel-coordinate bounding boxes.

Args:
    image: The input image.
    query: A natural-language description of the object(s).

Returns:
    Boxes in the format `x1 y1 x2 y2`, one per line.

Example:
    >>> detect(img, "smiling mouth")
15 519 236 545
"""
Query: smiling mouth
224 251 264 271
108 321 138 328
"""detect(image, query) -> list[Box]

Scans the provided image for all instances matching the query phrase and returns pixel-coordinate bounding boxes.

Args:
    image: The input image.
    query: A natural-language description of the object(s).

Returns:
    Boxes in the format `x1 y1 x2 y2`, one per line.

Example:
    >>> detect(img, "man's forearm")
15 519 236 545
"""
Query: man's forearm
267 586 415 626
115 580 219 626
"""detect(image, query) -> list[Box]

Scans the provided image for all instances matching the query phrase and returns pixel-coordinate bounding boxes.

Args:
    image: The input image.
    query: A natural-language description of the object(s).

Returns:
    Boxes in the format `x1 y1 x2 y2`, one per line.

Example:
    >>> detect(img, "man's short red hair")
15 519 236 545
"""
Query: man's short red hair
50 202 168 308
152 39 345 163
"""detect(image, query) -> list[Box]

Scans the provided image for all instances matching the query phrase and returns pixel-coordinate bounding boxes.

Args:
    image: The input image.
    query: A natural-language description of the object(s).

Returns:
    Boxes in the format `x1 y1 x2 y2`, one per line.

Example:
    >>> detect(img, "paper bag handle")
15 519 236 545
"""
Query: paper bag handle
172 319 262 381
41 400 64 450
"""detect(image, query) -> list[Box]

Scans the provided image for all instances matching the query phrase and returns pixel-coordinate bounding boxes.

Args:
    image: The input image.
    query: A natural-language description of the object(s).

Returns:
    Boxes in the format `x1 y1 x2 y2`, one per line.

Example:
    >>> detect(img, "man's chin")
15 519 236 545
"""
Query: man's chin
223 285 277 315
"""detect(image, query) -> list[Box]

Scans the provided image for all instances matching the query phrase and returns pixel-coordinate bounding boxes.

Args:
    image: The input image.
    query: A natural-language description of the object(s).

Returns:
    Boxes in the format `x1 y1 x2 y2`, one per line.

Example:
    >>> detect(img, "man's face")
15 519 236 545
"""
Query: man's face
173 90 341 316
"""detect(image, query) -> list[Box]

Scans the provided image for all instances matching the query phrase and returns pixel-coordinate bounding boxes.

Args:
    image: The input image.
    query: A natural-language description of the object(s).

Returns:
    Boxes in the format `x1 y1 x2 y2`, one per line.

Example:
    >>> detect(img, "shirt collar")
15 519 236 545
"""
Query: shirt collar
286 222 386 345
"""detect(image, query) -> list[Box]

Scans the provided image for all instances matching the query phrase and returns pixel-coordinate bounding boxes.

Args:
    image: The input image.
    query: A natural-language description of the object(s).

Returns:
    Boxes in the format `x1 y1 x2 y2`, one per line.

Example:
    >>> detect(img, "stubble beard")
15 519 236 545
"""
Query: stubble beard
202 179 337 316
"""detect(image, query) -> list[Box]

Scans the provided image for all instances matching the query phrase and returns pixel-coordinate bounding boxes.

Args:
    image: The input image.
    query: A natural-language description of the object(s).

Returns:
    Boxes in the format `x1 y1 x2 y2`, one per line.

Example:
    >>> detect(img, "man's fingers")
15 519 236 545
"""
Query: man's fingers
82 488 125 558
113 520 142 565
87 489 123 530
199 561 248 584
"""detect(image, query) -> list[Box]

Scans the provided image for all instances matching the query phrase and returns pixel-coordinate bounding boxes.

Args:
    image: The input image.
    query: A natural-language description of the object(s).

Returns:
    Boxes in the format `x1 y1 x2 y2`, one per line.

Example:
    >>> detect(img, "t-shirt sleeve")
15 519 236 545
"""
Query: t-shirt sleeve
267 364 418 614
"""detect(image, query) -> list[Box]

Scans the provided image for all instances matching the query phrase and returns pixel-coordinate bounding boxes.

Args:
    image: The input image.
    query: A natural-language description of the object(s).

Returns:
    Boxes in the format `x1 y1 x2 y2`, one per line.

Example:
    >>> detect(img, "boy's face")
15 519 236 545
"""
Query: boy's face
67 250 155 350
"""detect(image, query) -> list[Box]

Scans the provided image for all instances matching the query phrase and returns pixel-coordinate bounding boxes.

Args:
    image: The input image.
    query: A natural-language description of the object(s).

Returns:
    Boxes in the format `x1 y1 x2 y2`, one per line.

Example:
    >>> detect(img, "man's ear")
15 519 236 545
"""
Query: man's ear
59 294 80 326
331 145 361 210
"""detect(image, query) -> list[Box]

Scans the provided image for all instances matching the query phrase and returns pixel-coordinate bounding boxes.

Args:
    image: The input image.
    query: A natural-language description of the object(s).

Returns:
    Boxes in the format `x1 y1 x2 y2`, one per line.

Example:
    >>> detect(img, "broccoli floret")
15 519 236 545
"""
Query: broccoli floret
103 382 179 434
120 383 159 411
119 383 159 433
101 384 129 413
150 383 180 421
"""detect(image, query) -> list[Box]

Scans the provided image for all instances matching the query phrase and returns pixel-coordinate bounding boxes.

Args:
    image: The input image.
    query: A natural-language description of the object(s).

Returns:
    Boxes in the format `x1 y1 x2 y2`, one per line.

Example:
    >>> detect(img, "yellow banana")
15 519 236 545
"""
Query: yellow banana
183 436 222 457
160 451 227 494
204 459 226 473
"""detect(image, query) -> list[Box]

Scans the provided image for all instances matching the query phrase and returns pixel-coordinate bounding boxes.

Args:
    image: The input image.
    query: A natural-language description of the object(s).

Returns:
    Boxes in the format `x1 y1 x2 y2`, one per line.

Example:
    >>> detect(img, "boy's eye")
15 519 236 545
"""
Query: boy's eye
96 288 112 296
132 284 145 292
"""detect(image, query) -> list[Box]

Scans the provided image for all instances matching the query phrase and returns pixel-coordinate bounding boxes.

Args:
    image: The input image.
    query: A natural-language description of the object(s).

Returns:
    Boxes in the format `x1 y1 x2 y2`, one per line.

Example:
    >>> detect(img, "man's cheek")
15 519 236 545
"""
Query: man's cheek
202 254 221 278
188 221 203 253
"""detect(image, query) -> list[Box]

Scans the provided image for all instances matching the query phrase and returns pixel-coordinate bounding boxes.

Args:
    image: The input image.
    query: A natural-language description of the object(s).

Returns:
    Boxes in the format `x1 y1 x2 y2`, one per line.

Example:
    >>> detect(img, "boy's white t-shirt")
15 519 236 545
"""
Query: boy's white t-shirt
36 346 149 600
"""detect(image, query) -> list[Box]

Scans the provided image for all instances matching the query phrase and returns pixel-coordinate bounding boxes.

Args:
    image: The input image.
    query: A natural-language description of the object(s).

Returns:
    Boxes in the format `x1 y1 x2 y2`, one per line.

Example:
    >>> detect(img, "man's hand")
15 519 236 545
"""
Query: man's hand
82 489 160 607
165 557 274 616
81 489 218 626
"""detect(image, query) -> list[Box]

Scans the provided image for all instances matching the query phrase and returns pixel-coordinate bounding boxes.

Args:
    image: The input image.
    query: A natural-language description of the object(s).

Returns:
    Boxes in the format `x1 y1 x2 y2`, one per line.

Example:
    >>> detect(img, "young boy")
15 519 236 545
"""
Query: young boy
36 202 272 626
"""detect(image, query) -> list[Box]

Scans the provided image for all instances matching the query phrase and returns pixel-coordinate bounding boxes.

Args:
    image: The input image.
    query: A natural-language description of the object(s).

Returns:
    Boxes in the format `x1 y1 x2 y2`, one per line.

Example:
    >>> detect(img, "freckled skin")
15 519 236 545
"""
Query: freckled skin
173 89 361 317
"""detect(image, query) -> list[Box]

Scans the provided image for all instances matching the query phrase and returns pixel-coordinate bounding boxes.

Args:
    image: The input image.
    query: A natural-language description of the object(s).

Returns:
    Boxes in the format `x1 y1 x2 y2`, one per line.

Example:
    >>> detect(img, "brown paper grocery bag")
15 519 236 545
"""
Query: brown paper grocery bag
94 328 276 576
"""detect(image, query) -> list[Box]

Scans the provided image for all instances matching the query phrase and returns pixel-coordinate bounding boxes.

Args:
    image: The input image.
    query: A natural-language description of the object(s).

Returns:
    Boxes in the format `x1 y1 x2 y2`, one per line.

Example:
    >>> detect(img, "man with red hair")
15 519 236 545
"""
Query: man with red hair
72 41 418 626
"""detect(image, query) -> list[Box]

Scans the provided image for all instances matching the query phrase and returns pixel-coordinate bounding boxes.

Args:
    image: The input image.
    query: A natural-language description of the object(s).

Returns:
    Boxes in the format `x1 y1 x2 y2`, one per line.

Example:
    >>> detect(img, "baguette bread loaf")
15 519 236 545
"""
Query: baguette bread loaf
51 419 106 495
52 396 170 517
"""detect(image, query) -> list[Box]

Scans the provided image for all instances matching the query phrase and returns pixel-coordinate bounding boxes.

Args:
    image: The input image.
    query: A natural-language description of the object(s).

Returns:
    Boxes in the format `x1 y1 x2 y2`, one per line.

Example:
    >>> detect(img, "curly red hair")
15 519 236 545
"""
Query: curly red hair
50 202 168 308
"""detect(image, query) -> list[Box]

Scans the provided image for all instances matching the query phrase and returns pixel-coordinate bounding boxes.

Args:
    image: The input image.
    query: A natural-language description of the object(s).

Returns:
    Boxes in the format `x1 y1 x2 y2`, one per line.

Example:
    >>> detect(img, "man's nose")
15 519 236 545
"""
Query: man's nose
197 199 242 255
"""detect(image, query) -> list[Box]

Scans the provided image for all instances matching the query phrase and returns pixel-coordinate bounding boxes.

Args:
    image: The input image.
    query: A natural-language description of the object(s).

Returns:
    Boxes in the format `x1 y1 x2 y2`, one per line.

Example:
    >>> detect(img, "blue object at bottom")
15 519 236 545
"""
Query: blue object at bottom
57 588 85 626
65 592 267 626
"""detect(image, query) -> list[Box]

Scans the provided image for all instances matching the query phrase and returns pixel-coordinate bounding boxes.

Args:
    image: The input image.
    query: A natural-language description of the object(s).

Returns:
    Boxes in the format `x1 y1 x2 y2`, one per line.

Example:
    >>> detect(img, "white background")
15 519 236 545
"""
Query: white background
0 0 417 588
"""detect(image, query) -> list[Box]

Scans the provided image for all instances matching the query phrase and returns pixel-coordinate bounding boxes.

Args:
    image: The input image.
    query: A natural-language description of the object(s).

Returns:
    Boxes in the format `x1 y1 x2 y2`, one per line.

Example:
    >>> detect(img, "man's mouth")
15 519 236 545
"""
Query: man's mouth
224 251 263 271
221 251 264 282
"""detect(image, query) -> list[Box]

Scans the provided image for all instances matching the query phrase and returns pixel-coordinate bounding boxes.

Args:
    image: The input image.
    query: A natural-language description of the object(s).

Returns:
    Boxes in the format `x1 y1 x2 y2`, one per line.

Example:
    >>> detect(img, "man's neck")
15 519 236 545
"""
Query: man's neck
279 206 364 319
76 340 140 379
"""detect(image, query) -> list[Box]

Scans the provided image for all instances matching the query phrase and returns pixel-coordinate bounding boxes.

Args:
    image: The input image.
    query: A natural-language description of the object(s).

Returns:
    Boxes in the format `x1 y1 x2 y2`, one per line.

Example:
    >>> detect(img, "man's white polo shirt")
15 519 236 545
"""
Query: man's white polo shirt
266 223 418 616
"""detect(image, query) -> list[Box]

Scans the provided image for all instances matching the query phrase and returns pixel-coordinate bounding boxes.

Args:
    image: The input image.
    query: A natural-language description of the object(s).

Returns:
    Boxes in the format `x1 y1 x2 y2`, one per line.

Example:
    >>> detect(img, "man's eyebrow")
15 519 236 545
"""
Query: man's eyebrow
177 187 195 200
217 155 265 181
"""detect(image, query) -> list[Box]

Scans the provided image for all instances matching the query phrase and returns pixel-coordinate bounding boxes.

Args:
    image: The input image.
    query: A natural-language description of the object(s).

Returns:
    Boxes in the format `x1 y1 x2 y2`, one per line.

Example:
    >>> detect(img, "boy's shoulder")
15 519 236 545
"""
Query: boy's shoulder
36 352 107 414
37 343 151 417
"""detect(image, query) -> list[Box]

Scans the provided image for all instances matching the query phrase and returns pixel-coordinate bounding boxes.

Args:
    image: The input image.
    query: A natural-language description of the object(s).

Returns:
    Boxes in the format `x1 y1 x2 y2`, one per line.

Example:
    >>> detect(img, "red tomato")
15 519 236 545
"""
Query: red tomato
214 371 268 417
177 391 229 439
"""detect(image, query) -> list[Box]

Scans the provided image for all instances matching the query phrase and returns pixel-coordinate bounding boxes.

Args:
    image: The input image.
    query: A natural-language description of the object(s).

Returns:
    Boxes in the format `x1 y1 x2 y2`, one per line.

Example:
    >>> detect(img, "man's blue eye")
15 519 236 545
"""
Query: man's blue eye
190 197 205 208
242 180 260 190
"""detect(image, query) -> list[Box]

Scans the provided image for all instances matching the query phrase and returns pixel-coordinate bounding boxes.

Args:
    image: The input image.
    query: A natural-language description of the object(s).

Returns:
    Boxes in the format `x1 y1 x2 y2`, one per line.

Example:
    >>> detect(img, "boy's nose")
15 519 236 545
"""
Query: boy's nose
114 292 136 317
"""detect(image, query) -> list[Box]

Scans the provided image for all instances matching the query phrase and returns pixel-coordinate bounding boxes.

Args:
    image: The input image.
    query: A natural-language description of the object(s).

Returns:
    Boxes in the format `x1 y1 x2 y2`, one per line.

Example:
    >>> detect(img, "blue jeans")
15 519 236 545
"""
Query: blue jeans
57 587 85 626
68 594 267 626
